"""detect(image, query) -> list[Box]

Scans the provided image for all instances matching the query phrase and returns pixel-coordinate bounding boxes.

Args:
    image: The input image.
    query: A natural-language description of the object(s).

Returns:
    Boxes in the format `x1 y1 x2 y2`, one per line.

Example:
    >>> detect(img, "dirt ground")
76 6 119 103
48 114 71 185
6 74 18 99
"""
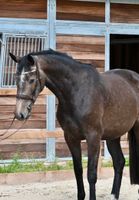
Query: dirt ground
0 177 138 200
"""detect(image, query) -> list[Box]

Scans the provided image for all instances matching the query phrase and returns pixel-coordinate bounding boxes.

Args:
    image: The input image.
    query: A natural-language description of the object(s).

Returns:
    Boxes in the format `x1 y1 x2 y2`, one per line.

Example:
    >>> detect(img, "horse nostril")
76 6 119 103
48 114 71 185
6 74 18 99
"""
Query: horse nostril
20 113 25 120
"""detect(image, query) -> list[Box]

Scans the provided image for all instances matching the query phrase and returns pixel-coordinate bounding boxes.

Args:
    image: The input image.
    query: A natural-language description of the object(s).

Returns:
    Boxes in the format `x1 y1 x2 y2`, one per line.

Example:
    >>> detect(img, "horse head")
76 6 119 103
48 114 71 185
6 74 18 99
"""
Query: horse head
10 53 46 120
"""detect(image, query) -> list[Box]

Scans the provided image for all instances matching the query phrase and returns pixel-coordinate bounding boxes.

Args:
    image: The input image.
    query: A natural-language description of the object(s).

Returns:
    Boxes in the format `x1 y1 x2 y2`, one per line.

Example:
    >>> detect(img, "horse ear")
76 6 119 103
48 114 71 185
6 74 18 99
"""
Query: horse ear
9 53 21 63
27 55 35 66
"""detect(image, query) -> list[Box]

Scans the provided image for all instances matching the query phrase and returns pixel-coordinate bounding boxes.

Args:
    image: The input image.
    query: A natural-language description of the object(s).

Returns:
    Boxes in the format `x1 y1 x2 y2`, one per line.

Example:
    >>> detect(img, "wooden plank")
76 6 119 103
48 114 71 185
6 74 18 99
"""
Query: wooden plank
0 120 46 129
57 44 105 53
57 1 105 22
0 113 46 120
0 0 47 19
0 96 46 105
0 143 46 153
0 88 52 96
56 34 105 73
0 128 63 140
67 52 105 60
57 35 105 45
111 3 139 23
0 105 45 113
0 139 46 145
0 152 46 159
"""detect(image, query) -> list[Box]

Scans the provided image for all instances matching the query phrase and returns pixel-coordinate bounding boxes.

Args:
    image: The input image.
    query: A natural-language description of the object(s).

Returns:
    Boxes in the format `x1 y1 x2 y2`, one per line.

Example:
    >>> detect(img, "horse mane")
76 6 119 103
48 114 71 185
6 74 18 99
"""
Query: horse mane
17 49 98 75
30 49 73 60
30 48 95 68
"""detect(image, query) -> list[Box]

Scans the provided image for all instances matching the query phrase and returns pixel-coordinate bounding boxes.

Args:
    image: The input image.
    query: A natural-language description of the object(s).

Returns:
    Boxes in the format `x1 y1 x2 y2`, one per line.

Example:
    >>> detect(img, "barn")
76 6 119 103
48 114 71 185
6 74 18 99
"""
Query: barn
0 0 139 162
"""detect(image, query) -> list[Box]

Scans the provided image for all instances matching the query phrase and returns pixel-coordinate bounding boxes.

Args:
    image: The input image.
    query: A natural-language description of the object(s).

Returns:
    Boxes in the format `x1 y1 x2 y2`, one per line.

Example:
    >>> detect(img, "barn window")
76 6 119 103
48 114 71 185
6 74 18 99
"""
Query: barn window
1 35 46 87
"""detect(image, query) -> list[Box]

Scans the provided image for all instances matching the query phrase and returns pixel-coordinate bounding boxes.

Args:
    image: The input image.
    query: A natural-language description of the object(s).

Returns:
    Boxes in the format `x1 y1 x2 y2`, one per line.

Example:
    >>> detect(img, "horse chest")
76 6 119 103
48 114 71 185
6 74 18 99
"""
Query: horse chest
57 108 85 139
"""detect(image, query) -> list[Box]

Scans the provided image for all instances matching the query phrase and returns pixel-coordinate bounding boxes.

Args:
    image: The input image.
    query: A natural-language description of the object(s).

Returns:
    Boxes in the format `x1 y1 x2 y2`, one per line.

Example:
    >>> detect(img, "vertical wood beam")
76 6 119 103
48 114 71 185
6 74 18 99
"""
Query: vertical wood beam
104 0 111 159
47 0 56 49
105 0 110 72
46 0 56 162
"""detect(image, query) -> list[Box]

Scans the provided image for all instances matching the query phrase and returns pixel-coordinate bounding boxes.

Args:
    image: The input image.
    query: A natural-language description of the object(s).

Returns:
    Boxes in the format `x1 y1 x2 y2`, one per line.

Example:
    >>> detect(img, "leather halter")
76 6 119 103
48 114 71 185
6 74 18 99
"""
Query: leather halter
16 93 36 103
16 62 42 103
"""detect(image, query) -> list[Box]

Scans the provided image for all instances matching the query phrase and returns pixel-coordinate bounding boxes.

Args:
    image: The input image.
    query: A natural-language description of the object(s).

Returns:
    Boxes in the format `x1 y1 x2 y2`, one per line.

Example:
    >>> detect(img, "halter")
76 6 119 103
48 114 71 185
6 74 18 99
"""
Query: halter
16 62 42 103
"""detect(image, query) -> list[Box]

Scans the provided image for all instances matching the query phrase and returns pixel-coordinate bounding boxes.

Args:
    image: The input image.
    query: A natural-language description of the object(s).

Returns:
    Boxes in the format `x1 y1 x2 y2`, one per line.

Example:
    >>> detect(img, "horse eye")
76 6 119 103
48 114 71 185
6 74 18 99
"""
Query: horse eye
29 79 35 84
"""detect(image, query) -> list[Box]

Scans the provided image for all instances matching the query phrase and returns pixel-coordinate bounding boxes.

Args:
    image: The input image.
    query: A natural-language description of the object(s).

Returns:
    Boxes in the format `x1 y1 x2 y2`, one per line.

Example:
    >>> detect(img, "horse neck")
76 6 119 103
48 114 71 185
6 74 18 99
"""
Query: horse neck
41 55 100 105
43 58 79 100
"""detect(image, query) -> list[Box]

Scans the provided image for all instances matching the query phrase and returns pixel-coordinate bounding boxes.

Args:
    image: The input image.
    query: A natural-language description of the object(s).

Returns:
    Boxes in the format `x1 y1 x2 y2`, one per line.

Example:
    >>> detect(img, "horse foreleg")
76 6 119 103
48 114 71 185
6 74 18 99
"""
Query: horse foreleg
65 134 85 200
106 138 125 200
86 131 101 200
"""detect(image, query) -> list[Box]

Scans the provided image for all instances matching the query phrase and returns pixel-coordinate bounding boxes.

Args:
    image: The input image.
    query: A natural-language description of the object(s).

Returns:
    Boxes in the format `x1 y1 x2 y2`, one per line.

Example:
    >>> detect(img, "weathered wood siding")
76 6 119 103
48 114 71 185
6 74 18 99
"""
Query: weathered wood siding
57 1 105 22
111 3 139 23
0 0 47 19
56 35 105 72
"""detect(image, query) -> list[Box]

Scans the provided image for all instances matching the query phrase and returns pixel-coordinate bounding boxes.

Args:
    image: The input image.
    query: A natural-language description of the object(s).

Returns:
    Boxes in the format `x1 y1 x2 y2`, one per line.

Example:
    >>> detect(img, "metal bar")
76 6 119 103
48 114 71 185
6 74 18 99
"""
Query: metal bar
34 37 37 52
0 35 6 87
5 37 9 86
38 38 41 51
24 37 27 55
31 38 35 52
5 37 10 86
0 39 2 87
16 36 20 57
27 37 30 54
2 36 7 87
11 36 16 86
20 37 24 57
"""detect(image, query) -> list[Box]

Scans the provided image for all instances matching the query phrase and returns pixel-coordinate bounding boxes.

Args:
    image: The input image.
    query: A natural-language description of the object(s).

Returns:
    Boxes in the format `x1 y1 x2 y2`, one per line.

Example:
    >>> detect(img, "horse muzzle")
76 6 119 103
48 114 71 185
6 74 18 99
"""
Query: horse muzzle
15 99 32 121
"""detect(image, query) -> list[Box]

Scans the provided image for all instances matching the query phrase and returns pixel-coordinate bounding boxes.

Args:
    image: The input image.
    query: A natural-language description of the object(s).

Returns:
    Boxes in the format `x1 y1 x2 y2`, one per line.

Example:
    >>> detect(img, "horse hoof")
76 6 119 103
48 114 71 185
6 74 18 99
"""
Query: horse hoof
111 194 118 200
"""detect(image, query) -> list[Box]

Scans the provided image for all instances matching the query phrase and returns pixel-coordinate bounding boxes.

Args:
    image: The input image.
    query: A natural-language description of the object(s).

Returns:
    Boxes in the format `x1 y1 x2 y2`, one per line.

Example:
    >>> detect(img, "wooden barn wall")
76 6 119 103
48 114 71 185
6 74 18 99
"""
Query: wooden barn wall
0 0 47 19
111 3 139 23
0 95 46 130
56 35 105 72
0 92 88 159
1 0 134 160
57 1 105 22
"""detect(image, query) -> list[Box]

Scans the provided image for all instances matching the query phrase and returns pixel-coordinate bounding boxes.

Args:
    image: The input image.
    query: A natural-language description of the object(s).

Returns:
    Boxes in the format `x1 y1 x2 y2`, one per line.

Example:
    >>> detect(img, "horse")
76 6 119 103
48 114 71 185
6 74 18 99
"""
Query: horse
9 49 139 200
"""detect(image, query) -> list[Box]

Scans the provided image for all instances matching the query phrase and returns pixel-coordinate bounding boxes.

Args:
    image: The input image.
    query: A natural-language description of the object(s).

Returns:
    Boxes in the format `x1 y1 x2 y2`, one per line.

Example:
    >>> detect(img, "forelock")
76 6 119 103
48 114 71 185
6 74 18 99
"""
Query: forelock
17 56 32 75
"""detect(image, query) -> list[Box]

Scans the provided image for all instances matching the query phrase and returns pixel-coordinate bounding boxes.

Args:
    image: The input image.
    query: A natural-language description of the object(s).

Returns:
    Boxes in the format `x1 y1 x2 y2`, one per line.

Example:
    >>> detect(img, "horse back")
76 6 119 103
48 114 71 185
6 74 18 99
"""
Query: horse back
104 69 139 90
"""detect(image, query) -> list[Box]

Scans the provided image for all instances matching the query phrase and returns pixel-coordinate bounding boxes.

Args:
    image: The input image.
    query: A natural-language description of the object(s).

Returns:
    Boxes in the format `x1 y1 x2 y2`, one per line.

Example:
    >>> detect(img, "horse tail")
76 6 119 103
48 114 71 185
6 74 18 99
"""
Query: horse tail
128 128 139 184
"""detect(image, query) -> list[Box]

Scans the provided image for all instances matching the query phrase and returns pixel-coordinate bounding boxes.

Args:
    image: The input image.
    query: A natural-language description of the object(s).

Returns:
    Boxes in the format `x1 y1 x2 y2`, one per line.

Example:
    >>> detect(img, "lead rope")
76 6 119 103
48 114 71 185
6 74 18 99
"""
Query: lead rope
0 116 27 141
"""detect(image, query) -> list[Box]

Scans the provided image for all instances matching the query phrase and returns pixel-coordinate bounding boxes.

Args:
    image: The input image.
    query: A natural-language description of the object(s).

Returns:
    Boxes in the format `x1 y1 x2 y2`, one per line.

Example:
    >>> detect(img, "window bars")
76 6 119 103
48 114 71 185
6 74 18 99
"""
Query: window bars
1 35 46 87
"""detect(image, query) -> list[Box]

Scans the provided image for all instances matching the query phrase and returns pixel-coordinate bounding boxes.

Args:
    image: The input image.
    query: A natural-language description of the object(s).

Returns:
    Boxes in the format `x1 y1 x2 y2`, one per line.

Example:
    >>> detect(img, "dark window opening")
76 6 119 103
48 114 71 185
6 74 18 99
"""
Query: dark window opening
110 34 139 73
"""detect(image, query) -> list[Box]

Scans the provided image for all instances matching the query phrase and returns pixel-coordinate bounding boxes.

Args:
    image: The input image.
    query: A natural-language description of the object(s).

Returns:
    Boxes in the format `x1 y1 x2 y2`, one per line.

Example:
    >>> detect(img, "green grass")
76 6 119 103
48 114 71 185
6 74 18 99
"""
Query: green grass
102 157 129 168
0 154 75 173
0 154 129 174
